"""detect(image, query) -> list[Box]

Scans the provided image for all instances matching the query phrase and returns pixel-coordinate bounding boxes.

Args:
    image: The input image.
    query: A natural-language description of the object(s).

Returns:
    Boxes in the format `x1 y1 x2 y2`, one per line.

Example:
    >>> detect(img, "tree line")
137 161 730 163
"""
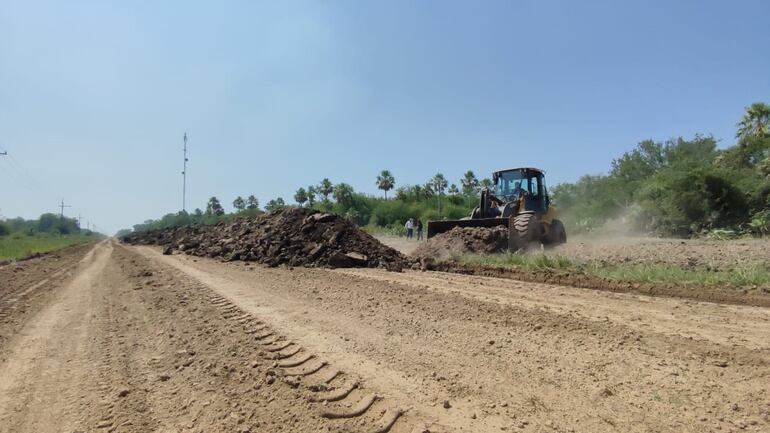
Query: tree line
0 214 94 237
552 102 770 237
127 170 493 234
128 102 770 238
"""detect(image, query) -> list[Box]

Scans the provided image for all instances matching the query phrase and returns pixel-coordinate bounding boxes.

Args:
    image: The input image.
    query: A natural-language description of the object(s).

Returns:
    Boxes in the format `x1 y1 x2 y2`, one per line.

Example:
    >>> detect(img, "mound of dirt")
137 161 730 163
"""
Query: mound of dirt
412 226 509 261
121 208 407 270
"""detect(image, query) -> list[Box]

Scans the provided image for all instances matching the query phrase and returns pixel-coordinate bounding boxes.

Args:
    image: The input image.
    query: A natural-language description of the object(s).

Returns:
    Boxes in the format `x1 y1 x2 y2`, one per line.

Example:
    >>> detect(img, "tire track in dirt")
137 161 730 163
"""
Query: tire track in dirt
0 243 94 352
339 268 770 352
0 241 110 433
118 242 425 433
202 290 410 432
3 239 420 433
135 245 770 433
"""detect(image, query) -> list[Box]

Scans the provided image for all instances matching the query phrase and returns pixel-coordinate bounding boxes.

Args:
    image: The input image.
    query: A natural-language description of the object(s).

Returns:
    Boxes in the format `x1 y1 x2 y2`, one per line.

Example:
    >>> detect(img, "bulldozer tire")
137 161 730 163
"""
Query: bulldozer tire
544 219 567 246
512 213 540 249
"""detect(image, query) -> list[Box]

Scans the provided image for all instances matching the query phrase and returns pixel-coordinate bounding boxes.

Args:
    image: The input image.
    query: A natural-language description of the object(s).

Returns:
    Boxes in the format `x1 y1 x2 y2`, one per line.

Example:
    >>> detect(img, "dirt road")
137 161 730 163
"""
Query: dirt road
1 240 768 432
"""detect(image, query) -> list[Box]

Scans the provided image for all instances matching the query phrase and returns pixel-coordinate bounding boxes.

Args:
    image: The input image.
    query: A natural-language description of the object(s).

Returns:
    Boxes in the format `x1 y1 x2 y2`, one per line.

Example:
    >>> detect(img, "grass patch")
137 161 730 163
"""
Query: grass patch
0 233 98 261
461 252 770 288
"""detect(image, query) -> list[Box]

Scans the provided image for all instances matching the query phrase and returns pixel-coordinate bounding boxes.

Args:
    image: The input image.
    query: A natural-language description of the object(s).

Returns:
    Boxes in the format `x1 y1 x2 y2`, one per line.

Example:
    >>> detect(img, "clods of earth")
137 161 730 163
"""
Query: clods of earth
121 208 409 270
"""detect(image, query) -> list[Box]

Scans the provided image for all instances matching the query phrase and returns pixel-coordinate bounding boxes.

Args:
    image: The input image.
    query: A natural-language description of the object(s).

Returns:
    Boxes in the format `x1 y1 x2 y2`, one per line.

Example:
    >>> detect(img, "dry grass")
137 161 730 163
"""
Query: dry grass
461 252 770 288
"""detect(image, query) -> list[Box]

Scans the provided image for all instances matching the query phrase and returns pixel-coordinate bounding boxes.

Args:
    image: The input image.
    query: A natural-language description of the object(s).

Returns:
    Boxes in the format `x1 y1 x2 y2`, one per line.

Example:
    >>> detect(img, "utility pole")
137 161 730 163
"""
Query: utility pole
59 199 71 219
182 132 188 213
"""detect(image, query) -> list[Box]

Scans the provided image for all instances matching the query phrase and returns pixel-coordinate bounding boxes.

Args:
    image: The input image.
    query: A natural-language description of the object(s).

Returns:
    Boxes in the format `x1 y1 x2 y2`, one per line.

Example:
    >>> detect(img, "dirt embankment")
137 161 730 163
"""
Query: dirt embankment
402 228 770 307
412 226 509 261
122 208 408 270
428 261 770 307
551 237 770 270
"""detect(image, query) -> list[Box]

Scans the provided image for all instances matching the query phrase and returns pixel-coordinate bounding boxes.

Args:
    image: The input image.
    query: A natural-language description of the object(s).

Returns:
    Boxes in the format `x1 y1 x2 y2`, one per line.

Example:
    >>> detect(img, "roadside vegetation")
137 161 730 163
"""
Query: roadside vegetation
0 214 101 261
461 253 770 288
125 102 770 239
554 102 770 237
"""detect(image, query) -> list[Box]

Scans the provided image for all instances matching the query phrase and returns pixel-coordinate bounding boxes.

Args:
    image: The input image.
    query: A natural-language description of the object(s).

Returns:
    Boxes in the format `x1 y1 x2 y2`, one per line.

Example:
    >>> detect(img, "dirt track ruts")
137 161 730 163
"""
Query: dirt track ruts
1 240 768 432
139 245 770 433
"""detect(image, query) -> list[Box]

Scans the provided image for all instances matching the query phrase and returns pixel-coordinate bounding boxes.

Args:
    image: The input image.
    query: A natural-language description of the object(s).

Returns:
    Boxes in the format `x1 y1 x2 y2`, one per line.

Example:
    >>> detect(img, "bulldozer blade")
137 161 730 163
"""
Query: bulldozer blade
427 217 510 239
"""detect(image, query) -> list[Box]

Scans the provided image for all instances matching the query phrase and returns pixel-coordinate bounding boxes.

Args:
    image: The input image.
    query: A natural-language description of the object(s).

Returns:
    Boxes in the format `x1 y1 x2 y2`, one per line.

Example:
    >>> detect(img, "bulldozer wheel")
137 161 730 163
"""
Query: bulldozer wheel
544 219 567 246
512 213 540 248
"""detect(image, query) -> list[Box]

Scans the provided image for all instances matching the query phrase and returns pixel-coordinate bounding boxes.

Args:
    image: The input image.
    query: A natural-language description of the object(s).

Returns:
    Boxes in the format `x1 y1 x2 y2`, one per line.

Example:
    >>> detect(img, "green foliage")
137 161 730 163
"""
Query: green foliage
332 183 354 206
265 197 287 211
306 186 317 206
131 102 770 239
232 196 245 212
431 173 448 195
0 233 98 260
376 170 395 199
246 195 259 210
461 170 479 196
318 178 333 201
370 199 416 227
553 126 770 237
0 213 100 260
206 197 225 216
746 210 770 236
294 188 308 206
705 229 739 240
736 102 770 140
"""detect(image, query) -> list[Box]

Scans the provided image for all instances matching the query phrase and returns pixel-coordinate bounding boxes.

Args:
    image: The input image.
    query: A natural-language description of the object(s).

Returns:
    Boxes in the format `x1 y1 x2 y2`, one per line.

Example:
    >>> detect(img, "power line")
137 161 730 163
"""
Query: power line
182 132 189 212
59 199 71 218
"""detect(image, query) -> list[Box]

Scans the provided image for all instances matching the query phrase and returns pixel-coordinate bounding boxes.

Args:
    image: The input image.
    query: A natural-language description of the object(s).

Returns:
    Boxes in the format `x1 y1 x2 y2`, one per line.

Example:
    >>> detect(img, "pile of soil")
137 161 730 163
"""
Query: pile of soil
121 208 408 270
412 226 509 261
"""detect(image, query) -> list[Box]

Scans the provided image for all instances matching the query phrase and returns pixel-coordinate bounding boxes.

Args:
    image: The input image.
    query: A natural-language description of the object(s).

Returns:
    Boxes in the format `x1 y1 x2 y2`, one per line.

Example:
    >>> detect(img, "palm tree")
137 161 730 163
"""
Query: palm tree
264 197 286 211
421 182 434 199
232 196 245 212
431 173 448 195
737 102 770 140
431 173 448 217
294 188 308 207
376 170 396 199
306 186 317 206
333 183 354 205
448 184 459 196
206 197 224 216
318 178 334 201
460 170 479 196
246 195 259 210
480 178 493 189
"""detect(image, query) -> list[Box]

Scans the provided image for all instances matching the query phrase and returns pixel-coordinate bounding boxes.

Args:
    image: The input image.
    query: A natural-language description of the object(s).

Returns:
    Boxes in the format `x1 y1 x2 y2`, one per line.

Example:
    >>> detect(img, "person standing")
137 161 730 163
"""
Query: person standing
405 218 414 239
416 219 424 240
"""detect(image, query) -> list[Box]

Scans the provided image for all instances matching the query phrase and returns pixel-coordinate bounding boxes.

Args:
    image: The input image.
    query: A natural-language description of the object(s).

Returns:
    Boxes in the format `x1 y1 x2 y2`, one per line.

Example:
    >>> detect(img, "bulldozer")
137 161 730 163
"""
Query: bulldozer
427 167 566 250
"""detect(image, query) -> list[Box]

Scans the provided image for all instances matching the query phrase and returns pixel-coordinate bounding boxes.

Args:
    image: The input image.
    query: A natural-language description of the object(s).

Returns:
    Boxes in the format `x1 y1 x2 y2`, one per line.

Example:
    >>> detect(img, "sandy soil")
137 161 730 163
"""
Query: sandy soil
380 233 770 272
374 234 424 256
1 240 768 432
550 236 770 270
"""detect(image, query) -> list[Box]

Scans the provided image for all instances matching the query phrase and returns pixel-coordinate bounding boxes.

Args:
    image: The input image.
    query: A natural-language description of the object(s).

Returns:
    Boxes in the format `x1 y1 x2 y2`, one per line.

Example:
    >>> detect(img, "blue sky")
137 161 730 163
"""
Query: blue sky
1 1 768 233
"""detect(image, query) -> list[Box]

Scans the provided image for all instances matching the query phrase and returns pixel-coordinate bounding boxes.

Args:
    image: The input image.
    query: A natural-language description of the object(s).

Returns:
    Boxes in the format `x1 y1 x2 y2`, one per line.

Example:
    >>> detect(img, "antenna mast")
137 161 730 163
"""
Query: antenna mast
182 132 188 212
